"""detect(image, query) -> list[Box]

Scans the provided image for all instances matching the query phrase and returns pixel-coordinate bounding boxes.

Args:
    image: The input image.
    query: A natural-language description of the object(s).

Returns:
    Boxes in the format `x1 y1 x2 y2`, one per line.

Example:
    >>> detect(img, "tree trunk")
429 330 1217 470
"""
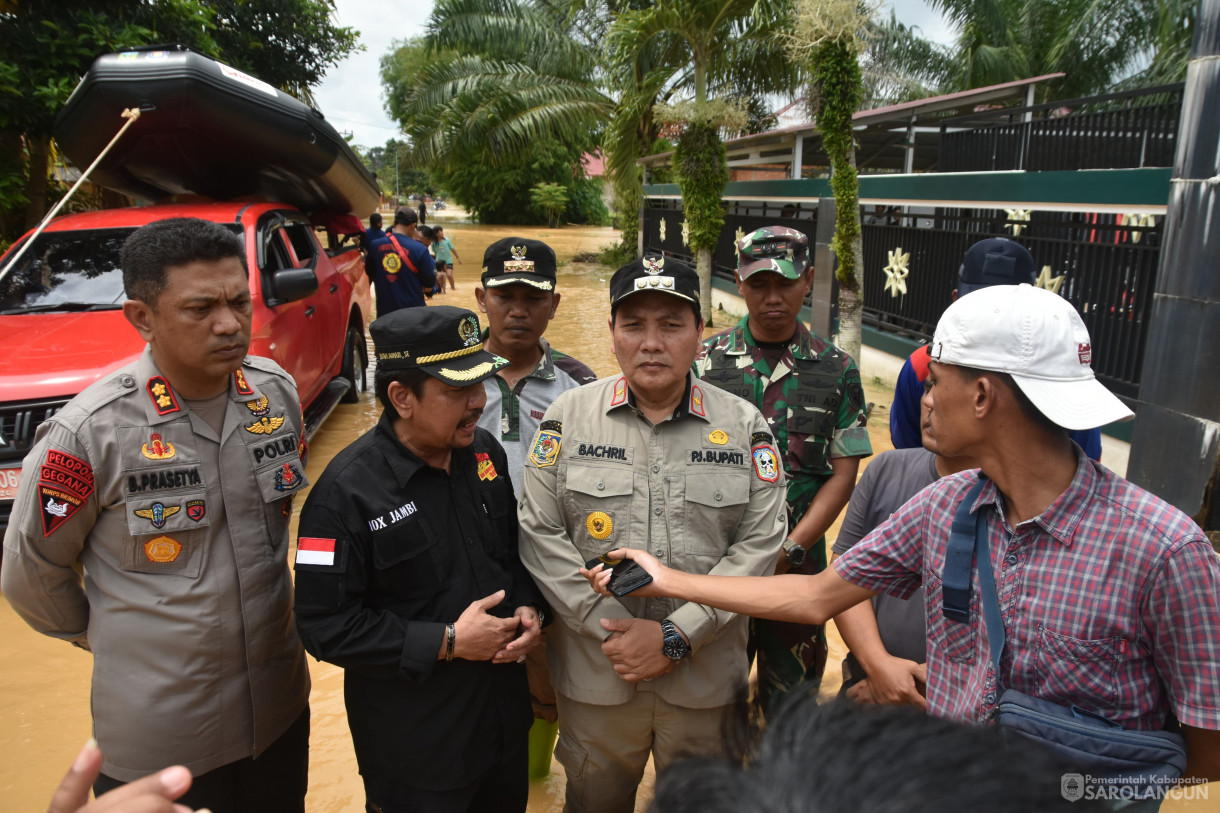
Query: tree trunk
23 137 50 230
696 246 713 326
837 229 864 363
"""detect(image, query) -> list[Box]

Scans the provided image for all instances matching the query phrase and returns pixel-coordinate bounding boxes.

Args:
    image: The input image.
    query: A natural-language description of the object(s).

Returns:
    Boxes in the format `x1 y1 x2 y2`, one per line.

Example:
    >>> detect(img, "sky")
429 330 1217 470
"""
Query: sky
311 0 957 151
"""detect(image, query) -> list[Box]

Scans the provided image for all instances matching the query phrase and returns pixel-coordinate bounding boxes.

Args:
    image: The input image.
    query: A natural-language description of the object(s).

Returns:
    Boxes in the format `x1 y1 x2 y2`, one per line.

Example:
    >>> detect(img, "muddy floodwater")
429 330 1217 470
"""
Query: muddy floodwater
1 220 1204 810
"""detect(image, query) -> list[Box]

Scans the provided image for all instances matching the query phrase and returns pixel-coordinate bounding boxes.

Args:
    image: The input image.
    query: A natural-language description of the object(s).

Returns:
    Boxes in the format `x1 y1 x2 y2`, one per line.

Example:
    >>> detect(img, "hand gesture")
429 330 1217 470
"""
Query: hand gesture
599 617 677 683
48 740 194 813
453 590 518 661
845 657 927 709
493 606 543 664
581 549 667 598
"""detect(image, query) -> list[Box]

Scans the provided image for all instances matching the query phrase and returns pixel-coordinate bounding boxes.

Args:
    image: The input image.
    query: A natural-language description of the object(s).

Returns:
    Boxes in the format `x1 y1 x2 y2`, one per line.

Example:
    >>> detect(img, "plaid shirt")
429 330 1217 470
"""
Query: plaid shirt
835 449 1220 731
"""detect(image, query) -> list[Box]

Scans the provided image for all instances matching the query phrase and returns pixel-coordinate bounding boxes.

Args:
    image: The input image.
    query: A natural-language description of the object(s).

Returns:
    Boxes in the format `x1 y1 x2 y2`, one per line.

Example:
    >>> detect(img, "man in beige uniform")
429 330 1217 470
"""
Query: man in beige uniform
518 255 786 813
2 217 310 813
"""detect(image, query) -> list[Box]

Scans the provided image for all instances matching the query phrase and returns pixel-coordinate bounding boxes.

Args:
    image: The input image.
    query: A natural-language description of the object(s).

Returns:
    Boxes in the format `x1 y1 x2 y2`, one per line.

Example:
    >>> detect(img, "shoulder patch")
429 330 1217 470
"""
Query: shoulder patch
38 448 95 535
540 419 563 433
751 443 781 483
750 431 772 446
529 428 562 468
296 537 337 567
146 376 180 416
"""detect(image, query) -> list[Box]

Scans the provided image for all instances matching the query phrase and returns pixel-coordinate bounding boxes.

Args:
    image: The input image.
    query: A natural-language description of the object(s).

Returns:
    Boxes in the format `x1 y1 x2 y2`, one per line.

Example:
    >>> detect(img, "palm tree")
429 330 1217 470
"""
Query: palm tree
610 0 799 323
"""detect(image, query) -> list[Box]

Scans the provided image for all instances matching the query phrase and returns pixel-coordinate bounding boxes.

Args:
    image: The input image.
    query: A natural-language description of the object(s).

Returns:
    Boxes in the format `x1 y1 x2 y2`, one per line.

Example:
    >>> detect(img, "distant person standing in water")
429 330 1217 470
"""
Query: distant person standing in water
418 197 427 225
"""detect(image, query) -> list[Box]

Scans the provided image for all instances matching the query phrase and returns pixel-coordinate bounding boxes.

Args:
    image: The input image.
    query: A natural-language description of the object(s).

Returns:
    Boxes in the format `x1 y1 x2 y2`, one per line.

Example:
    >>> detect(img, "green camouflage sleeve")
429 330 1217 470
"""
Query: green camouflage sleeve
830 355 872 459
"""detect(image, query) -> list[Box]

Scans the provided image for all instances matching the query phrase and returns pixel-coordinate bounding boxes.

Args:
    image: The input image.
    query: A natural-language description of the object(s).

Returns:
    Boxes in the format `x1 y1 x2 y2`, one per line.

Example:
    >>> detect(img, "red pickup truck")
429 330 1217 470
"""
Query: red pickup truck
0 201 373 530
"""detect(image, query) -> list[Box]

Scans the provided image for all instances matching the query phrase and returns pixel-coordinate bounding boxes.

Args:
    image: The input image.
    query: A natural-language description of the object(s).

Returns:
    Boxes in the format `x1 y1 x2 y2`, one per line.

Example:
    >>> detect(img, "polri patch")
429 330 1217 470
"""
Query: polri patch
234 369 255 396
144 535 182 563
751 444 780 483
274 463 303 491
146 376 180 416
133 502 180 529
476 452 498 481
529 430 562 468
141 432 176 460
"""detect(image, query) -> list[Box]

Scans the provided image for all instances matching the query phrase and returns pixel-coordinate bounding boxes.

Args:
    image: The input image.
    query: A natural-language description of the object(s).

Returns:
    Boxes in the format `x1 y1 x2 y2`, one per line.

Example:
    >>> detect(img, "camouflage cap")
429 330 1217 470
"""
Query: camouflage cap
737 226 809 280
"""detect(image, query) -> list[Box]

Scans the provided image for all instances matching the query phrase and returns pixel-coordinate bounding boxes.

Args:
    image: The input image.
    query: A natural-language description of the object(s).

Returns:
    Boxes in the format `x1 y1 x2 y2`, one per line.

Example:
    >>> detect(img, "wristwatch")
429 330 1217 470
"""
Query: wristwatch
782 537 806 567
660 619 690 661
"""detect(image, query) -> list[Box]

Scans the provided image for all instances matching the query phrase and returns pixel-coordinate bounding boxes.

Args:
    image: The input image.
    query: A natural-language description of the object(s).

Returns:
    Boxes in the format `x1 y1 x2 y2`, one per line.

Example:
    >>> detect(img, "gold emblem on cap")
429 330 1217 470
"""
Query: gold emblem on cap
643 256 664 275
459 315 479 346
511 245 528 260
438 361 494 381
708 430 728 445
586 511 613 540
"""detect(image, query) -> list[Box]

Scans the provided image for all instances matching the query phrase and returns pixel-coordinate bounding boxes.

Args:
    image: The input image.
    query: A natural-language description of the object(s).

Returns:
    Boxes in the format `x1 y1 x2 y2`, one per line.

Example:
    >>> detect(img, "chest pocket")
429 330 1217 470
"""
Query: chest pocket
700 365 755 403
564 464 634 555
924 572 978 664
371 514 450 600
681 468 751 556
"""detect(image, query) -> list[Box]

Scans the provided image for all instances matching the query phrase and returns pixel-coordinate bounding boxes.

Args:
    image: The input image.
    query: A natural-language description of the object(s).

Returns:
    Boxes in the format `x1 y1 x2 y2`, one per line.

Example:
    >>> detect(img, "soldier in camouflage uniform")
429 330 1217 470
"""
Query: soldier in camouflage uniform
693 226 871 711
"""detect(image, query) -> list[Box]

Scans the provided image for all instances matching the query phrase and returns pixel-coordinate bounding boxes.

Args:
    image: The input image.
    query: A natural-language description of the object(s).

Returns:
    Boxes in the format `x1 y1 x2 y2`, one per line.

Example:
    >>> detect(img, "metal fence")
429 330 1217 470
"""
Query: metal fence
861 210 1161 398
643 199 1160 399
940 84 1183 172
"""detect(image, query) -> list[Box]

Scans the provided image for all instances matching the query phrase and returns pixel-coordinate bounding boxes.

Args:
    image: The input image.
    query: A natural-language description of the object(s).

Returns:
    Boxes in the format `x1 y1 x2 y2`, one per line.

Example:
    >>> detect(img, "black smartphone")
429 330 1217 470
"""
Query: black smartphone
584 554 653 597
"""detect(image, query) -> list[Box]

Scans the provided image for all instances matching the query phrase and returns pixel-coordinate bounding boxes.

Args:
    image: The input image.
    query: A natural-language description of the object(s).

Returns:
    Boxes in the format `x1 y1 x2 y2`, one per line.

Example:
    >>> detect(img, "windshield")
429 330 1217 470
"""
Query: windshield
0 224 244 314
0 229 134 313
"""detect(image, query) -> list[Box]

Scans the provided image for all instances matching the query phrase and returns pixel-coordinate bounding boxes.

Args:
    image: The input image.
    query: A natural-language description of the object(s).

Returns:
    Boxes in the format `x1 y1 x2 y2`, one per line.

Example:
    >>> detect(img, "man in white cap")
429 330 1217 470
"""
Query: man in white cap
586 284 1220 780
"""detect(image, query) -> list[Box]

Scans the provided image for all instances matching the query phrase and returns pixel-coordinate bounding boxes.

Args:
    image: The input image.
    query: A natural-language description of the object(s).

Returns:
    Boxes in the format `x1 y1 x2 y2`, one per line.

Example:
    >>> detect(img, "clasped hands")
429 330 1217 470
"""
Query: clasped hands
450 589 542 664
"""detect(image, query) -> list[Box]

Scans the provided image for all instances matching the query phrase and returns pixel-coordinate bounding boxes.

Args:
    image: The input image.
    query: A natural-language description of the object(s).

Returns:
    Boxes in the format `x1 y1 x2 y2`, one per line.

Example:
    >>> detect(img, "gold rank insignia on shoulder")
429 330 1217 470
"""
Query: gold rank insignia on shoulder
144 535 182 563
586 511 613 540
245 395 270 416
610 377 628 406
708 429 728 445
146 376 180 416
141 432 176 460
246 415 285 435
689 385 706 417
233 369 255 396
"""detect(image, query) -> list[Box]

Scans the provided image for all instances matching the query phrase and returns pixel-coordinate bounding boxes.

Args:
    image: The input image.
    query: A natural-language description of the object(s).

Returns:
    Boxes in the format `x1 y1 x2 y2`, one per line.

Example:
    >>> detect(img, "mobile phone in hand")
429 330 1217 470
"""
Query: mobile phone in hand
584 554 653 597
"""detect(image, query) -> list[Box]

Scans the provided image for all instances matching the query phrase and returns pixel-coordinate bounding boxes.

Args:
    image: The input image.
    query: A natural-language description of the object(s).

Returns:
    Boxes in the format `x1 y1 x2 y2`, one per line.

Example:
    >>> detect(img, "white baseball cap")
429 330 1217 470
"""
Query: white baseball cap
930 284 1134 430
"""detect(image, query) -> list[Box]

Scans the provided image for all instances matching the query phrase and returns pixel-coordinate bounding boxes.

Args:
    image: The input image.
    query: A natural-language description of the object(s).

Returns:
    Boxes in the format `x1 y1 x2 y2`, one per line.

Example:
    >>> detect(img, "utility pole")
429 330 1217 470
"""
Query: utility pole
1126 0 1220 549
394 141 400 199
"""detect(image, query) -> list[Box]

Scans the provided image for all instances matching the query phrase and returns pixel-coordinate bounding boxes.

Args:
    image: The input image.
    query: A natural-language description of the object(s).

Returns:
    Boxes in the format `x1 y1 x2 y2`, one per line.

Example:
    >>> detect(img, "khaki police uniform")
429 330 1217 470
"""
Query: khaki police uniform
518 373 786 812
1 348 310 782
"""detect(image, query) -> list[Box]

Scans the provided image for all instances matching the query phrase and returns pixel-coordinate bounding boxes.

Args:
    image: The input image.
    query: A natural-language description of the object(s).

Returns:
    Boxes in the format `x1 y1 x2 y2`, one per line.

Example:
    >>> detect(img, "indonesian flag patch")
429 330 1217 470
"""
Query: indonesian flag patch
296 537 336 567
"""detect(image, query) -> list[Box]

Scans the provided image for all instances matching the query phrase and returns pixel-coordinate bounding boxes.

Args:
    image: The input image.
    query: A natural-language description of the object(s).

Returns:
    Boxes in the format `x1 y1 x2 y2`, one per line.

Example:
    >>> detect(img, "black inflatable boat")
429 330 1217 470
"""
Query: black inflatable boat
53 46 379 215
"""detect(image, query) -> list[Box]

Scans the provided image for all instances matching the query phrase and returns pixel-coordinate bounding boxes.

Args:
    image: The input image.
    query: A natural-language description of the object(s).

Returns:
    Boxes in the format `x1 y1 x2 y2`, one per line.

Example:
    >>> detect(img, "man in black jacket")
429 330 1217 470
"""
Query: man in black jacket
293 305 547 813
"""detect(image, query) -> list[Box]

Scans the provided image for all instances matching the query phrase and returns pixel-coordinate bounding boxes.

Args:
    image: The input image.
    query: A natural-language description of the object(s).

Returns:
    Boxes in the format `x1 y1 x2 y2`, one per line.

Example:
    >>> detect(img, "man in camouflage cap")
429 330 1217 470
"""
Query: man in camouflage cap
693 225 871 712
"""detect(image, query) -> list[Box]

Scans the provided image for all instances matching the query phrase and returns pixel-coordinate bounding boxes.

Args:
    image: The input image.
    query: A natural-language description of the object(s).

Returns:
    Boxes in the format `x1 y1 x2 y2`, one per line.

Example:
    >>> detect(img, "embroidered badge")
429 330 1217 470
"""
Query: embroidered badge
750 431 772 447
234 369 255 396
144 535 182 563
140 432 176 461
245 395 270 416
586 511 613 540
504 244 535 273
751 444 780 483
540 419 563 433
146 376 180 416
274 463 303 491
476 452 497 481
459 315 480 346
690 385 706 417
1077 342 1092 365
133 502 181 529
643 256 664 275
610 377 627 406
383 252 402 274
246 416 286 435
296 537 336 567
38 449 94 535
529 430 562 468
186 499 206 522
708 429 728 445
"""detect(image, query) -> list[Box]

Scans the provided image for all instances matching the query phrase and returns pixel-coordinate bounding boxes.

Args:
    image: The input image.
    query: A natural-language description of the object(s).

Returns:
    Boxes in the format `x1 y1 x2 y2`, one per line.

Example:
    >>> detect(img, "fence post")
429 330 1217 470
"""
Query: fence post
1126 0 1220 547
811 196 839 339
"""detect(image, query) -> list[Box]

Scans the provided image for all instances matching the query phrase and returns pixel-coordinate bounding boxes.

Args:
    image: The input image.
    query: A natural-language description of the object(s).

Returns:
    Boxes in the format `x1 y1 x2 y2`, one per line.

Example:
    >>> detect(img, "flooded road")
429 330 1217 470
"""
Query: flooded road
1 220 1200 810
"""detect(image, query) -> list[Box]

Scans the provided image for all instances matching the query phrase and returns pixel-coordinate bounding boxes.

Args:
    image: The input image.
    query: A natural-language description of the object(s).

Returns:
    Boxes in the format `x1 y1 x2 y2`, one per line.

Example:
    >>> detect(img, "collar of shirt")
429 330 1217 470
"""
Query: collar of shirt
607 372 711 423
480 329 557 384
135 346 268 427
722 315 817 361
972 446 1098 548
373 410 475 490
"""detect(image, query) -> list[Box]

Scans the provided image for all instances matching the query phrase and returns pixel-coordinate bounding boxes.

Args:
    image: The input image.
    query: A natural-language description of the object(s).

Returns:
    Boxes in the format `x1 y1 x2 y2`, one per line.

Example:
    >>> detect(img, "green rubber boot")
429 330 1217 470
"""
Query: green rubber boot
527 717 560 780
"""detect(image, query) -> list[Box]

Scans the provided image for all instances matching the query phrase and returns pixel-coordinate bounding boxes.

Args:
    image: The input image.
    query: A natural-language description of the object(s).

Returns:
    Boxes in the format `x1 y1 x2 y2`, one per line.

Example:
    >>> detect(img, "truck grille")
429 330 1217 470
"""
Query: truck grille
0 398 70 464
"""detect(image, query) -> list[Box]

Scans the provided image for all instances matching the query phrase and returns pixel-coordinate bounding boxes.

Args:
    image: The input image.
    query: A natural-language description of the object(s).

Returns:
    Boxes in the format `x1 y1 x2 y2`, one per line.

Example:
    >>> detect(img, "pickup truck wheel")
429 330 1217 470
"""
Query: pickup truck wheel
340 325 366 403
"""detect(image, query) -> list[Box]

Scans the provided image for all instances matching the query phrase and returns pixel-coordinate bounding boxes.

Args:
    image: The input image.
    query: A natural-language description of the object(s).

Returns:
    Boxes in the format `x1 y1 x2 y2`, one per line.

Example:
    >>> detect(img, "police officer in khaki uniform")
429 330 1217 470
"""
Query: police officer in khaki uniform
518 256 787 813
2 218 310 813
